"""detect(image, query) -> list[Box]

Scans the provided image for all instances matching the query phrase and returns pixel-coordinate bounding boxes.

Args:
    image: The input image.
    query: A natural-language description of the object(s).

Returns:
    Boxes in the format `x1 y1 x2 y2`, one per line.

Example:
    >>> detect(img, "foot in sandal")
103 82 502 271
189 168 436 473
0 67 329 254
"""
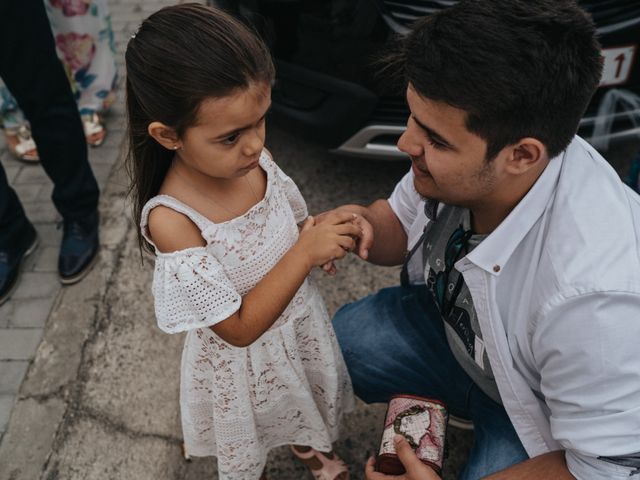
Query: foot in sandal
3 125 39 162
81 111 106 147
291 445 349 480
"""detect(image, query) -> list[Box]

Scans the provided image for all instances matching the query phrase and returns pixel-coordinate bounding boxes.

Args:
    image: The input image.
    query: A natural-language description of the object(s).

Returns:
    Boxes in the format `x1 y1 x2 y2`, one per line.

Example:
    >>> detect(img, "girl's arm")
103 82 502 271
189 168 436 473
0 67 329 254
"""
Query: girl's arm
148 207 362 347
213 212 361 346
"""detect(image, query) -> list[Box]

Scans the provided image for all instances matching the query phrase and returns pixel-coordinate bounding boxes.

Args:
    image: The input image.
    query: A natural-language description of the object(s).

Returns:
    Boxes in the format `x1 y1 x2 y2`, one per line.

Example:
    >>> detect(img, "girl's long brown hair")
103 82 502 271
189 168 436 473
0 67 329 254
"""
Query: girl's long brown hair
124 3 274 255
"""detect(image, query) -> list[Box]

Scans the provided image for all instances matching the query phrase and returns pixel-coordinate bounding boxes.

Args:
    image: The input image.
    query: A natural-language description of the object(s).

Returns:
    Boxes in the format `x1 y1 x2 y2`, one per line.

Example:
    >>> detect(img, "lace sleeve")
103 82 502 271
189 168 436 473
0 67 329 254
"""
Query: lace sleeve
276 166 308 224
152 248 241 334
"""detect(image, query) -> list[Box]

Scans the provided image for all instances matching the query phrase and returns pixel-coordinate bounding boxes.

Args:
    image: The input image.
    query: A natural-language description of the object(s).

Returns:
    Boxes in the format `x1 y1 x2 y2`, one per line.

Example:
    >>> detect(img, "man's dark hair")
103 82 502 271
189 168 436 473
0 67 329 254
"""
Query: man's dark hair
400 0 602 160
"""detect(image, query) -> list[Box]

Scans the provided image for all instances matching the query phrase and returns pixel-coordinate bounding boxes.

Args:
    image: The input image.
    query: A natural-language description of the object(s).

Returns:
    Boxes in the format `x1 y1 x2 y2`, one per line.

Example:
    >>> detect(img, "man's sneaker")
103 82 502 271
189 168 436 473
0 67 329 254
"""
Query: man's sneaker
0 222 38 305
448 414 474 430
58 211 99 285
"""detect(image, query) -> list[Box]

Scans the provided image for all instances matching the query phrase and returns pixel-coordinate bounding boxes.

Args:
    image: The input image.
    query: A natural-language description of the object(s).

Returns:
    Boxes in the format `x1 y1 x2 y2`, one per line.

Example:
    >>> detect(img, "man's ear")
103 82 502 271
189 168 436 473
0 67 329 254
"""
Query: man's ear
505 138 547 175
148 122 180 150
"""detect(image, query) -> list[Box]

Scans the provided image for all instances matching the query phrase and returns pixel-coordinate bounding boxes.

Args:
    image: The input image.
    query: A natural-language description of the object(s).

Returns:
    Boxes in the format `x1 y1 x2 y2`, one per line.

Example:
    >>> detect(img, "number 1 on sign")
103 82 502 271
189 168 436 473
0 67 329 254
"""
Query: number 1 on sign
600 46 636 87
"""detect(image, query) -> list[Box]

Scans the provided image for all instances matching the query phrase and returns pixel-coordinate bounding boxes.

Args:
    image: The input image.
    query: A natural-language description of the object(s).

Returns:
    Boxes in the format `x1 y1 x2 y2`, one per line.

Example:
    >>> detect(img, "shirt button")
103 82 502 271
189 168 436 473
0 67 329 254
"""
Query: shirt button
493 265 501 272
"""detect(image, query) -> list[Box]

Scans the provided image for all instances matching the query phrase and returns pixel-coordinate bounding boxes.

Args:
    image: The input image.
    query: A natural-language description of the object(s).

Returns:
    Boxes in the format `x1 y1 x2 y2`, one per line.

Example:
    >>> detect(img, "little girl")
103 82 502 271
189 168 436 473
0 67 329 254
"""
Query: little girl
125 4 357 480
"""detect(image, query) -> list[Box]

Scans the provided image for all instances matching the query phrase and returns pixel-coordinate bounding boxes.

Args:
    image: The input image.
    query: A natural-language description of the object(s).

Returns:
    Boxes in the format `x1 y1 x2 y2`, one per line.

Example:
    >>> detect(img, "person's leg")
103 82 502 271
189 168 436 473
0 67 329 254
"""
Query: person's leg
333 285 528 478
0 165 37 304
0 0 99 222
45 0 117 147
0 80 39 162
332 285 474 418
457 385 529 480
0 0 100 284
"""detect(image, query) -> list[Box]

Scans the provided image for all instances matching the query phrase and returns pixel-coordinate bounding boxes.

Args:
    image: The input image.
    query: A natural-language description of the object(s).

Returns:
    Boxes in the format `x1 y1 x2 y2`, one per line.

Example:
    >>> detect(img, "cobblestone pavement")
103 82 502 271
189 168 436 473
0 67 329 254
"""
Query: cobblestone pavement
0 0 175 447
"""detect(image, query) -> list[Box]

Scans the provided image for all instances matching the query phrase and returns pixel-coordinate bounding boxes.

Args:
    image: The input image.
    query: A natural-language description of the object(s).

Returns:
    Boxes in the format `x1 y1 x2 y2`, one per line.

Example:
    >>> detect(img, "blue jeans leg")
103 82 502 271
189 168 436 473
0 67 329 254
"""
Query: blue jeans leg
460 385 529 479
333 285 472 416
332 285 529 479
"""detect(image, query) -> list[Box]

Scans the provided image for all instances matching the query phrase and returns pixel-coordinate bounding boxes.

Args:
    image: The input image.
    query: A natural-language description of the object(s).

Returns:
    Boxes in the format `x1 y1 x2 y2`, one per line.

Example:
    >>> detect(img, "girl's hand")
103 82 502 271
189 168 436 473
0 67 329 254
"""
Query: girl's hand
315 209 374 261
365 436 442 480
315 209 374 275
294 213 362 269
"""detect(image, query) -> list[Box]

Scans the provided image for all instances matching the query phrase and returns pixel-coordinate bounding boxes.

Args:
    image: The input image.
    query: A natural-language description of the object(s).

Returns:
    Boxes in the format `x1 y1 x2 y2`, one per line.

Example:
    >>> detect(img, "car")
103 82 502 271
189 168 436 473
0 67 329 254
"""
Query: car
211 0 640 160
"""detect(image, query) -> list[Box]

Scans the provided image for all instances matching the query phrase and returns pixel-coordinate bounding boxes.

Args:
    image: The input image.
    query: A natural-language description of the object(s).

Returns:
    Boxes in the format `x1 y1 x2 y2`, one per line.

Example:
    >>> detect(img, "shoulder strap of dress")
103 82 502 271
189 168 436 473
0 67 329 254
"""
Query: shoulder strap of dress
140 195 211 249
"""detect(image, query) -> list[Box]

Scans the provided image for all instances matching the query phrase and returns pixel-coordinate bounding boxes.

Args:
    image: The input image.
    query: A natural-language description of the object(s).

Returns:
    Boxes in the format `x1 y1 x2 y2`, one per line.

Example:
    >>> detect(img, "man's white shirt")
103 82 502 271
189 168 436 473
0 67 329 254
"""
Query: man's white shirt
388 136 640 479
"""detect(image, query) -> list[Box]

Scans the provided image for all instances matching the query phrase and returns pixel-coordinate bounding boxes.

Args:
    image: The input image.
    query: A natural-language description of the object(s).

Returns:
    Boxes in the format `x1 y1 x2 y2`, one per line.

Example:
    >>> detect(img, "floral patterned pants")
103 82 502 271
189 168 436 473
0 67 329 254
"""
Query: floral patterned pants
0 0 117 129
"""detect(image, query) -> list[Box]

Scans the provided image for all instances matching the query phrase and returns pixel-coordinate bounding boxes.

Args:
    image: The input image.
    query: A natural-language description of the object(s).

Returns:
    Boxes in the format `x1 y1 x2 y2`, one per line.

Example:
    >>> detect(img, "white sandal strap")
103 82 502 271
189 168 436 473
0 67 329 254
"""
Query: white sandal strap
15 137 36 155
13 126 37 155
82 113 104 136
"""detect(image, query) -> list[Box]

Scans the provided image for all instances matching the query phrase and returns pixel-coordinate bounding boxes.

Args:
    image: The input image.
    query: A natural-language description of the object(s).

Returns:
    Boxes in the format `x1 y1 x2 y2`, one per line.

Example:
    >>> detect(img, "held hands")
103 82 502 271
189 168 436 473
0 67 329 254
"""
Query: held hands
314 208 374 275
365 435 442 480
293 212 363 270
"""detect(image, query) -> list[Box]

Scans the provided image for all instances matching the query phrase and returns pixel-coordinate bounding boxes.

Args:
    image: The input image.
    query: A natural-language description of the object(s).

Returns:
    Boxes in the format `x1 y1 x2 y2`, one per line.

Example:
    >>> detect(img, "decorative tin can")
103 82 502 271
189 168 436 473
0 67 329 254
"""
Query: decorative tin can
376 394 448 475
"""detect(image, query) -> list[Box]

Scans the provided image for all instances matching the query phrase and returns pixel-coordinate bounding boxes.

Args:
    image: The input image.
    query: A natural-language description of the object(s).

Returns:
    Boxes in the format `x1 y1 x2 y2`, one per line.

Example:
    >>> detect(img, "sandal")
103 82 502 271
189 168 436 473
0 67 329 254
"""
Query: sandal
81 112 106 147
290 446 349 480
4 125 39 162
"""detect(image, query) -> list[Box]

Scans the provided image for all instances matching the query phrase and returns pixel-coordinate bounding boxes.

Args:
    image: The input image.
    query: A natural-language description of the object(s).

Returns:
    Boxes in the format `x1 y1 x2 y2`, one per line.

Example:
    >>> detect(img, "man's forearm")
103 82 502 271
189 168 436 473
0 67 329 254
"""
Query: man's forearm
483 451 575 480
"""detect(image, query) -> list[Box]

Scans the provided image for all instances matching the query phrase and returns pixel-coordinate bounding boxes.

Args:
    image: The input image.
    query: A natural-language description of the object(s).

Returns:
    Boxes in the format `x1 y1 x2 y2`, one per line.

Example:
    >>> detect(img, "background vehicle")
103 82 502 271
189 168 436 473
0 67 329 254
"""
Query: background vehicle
213 0 640 160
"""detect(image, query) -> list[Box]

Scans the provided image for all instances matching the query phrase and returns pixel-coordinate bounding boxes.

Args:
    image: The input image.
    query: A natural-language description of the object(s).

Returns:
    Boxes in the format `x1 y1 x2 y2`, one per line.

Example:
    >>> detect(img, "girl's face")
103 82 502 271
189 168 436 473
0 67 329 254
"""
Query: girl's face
176 82 271 180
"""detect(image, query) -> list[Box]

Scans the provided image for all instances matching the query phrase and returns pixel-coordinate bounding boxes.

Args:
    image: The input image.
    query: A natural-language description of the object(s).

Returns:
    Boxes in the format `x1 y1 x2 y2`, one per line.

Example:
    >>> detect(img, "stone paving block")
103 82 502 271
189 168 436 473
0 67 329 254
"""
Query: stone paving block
98 127 125 150
20 245 38 273
0 394 14 434
31 246 58 273
0 149 18 164
0 303 13 328
33 222 62 247
0 330 44 360
10 297 56 328
0 361 29 394
89 146 122 165
0 397 67 480
34 184 53 202
2 164 20 183
21 250 117 398
11 273 60 300
13 167 51 185
12 184 41 203
107 101 127 118
21 201 59 224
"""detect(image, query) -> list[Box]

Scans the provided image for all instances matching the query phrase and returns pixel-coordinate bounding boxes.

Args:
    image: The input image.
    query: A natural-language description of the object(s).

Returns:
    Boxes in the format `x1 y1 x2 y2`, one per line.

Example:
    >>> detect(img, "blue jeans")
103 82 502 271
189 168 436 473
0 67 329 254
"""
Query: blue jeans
333 285 529 479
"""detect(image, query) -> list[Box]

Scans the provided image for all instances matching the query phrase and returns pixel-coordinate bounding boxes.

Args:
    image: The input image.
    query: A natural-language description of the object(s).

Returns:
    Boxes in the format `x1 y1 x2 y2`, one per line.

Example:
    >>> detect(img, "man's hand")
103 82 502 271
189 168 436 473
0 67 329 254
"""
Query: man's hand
365 435 442 480
315 200 407 271
314 207 374 274
315 208 374 260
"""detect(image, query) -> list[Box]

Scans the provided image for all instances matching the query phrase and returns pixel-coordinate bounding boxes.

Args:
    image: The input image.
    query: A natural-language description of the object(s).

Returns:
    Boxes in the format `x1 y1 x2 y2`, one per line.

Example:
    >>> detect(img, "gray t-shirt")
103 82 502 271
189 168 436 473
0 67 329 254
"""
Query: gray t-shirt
422 204 501 404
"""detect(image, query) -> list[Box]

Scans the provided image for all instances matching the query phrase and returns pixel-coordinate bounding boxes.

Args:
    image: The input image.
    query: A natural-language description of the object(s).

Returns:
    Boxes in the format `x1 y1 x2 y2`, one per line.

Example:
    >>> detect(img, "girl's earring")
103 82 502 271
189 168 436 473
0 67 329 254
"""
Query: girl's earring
173 145 179 150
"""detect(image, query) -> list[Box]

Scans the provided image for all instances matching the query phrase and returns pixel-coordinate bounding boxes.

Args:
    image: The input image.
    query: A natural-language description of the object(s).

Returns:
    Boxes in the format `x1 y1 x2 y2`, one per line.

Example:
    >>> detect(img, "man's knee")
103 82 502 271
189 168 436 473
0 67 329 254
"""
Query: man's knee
332 298 371 362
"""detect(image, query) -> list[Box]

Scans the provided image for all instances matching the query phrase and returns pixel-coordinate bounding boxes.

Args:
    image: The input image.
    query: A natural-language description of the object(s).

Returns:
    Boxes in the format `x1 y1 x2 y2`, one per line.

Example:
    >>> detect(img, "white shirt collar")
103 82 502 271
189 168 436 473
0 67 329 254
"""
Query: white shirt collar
463 148 565 275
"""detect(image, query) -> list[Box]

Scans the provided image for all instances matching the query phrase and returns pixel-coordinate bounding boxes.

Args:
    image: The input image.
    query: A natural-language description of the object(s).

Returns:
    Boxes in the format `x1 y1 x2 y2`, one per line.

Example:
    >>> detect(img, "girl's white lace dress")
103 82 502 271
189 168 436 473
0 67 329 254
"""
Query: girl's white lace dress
140 151 355 480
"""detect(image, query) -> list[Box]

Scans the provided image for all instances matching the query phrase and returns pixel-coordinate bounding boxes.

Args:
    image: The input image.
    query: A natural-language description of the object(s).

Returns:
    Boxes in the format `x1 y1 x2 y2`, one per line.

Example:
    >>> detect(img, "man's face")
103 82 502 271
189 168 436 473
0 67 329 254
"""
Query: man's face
397 84 499 208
